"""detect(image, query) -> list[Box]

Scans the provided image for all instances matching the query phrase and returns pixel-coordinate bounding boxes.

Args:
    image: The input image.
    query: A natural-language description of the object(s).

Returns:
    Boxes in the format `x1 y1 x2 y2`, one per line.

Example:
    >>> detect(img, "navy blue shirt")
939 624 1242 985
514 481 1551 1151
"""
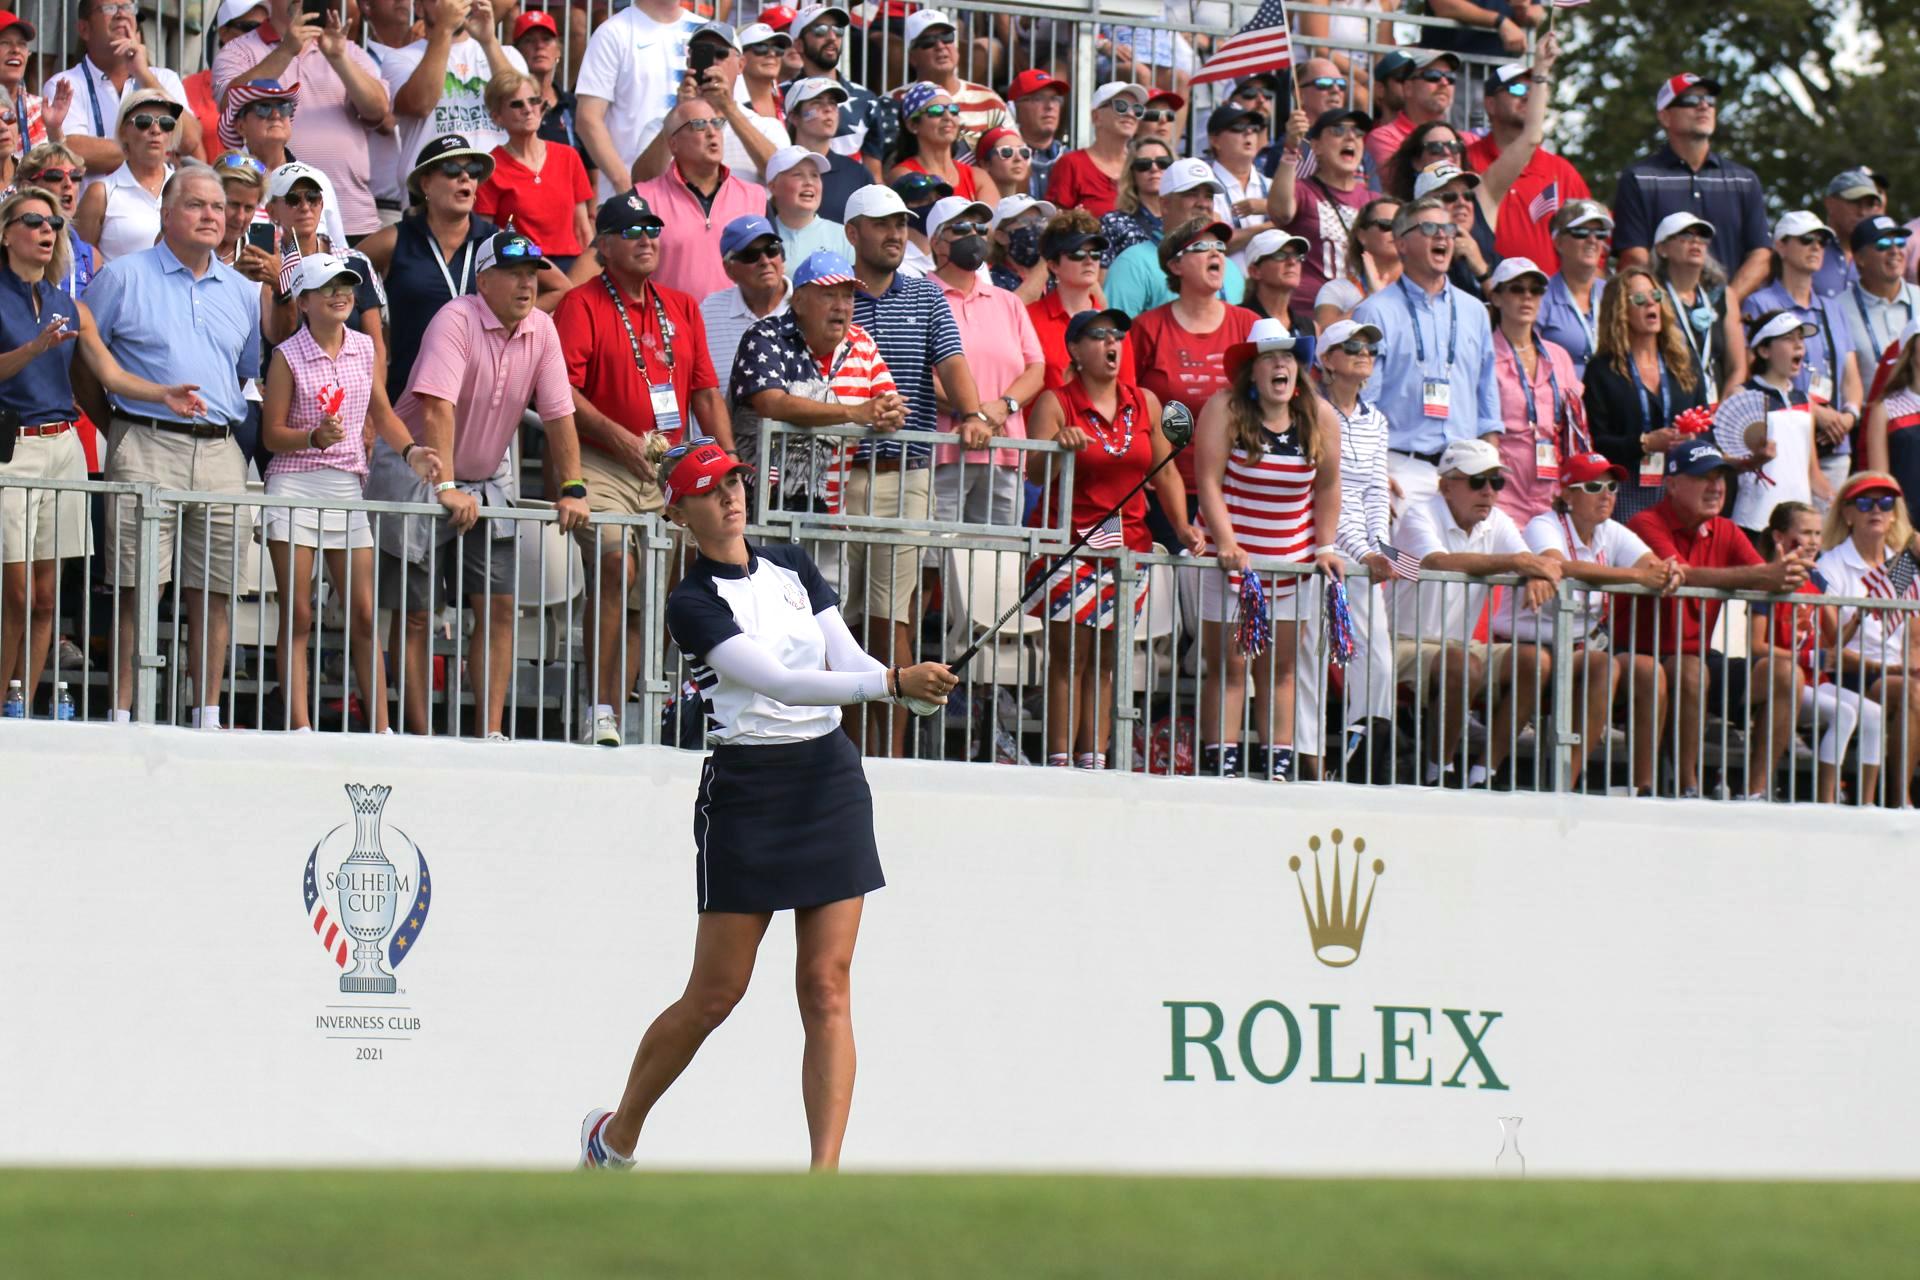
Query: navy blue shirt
816 150 874 225
384 212 498 400
851 269 963 463
1611 144 1770 263
0 266 79 426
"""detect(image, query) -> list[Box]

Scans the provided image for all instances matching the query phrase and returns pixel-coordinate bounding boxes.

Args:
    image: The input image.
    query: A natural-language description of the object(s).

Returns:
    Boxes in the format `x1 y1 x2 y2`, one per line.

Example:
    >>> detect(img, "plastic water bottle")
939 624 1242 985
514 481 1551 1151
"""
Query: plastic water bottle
2 680 22 719
54 682 75 721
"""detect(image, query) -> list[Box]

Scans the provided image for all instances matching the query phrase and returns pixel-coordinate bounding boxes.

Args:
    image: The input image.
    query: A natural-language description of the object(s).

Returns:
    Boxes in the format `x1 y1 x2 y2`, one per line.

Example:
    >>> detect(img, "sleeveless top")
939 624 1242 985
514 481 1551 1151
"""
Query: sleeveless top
1882 387 1920 510
266 326 379 480
1050 378 1154 552
1205 420 1317 595
383 211 497 399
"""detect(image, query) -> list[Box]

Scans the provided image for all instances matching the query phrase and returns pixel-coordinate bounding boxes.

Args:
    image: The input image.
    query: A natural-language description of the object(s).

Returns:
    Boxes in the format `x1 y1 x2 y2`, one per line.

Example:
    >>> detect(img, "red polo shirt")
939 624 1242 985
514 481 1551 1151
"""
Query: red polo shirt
1027 290 1138 394
1464 134 1591 274
552 273 718 453
1624 498 1764 654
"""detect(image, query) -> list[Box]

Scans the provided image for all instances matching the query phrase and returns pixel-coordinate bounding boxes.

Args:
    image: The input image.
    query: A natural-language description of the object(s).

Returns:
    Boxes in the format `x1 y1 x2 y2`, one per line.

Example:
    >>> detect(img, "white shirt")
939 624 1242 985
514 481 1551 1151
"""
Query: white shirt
94 162 171 266
1490 512 1650 644
1210 158 1270 273
1389 491 1529 639
43 56 188 142
574 5 704 200
362 40 407 206
700 279 792 392
377 35 526 174
1816 538 1916 662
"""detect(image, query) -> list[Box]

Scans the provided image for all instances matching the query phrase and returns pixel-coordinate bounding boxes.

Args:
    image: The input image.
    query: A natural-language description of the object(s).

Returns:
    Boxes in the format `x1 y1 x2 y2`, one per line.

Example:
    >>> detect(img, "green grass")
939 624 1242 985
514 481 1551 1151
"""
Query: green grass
2 1170 1914 1279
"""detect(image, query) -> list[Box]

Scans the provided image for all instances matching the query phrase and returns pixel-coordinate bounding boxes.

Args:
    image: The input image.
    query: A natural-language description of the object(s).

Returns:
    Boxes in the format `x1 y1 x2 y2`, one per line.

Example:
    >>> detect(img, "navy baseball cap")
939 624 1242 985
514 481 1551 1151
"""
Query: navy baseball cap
720 214 778 257
1851 214 1911 253
1666 437 1733 477
1064 309 1131 344
596 191 663 235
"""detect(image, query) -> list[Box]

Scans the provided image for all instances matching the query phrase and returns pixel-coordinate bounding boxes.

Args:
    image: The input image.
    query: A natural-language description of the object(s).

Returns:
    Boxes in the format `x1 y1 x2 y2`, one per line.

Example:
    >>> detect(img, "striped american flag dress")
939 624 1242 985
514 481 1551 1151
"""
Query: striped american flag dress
1206 424 1318 598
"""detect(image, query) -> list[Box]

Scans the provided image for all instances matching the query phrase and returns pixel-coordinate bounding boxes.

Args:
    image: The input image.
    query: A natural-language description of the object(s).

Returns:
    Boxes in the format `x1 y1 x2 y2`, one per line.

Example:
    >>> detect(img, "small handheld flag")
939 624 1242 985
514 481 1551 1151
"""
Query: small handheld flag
1379 541 1424 581
1527 181 1560 225
1081 514 1126 550
1190 0 1294 87
276 227 302 298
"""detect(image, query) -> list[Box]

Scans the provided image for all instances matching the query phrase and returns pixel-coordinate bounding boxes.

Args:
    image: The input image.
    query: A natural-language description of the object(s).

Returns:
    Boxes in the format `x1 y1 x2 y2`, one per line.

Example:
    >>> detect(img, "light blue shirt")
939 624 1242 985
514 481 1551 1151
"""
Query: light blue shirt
1535 273 1603 380
1105 241 1246 318
776 215 850 277
1352 274 1501 456
87 240 261 426
1838 279 1920 390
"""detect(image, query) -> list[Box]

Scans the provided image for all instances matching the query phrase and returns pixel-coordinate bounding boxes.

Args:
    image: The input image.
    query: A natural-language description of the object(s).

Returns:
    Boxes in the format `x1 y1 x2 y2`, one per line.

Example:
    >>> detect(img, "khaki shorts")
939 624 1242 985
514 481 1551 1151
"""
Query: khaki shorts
576 446 671 610
842 464 932 624
0 430 93 564
1393 638 1517 696
105 417 252 591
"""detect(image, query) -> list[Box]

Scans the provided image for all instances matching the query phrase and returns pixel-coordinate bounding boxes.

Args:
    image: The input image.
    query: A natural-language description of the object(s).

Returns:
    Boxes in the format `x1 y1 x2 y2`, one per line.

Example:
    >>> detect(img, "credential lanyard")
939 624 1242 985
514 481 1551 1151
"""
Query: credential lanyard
603 274 677 376
427 233 475 301
1635 355 1673 432
1852 285 1913 361
1397 276 1457 370
83 60 107 138
1500 330 1563 437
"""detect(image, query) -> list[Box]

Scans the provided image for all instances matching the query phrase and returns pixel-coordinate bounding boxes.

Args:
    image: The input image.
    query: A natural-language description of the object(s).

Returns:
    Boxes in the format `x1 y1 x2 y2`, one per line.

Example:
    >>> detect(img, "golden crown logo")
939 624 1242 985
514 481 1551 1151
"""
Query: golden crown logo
1288 829 1385 969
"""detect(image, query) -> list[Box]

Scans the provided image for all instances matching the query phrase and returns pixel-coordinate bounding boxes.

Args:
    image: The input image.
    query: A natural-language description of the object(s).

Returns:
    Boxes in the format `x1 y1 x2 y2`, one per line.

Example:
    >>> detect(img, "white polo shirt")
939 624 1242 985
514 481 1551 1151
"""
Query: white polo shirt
42 56 188 143
1815 537 1918 662
1389 491 1529 640
574 4 704 200
1490 511 1651 644
699 278 792 394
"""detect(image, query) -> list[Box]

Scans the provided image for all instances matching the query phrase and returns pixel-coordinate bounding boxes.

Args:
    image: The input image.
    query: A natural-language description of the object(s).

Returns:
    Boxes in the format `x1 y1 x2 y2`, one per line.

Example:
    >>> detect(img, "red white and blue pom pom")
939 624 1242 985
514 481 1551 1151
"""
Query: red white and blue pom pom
1326 579 1356 668
1236 570 1271 657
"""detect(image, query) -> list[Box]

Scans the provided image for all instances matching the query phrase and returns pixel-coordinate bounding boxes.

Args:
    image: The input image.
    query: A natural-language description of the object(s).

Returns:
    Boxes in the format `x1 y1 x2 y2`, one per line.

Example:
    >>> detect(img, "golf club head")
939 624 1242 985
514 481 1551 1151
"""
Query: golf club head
1161 400 1194 450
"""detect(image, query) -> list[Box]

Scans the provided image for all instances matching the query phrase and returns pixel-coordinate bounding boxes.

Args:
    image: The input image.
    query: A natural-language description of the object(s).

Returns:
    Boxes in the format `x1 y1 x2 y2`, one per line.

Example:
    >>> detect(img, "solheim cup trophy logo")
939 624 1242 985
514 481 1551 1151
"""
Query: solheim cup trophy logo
302 784 432 991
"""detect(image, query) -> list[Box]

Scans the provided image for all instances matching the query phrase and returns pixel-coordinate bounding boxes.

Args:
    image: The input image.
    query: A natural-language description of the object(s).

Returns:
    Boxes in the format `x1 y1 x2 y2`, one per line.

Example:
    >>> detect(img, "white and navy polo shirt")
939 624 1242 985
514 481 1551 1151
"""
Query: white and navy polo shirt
666 542 844 745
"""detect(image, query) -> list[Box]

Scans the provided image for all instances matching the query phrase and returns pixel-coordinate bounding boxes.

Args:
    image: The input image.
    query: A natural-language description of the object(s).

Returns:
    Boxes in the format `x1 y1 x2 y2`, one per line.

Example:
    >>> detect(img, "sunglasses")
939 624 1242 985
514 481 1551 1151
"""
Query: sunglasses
280 188 324 208
1057 247 1101 262
1500 79 1532 98
1464 473 1508 491
1561 226 1608 239
612 223 664 239
1784 234 1829 248
744 41 784 56
1221 120 1267 135
25 167 84 184
893 174 945 196
312 281 357 299
1131 155 1174 172
1261 249 1306 263
224 17 263 34
913 103 958 119
129 112 178 132
1671 93 1714 109
94 2 137 14
802 22 839 39
435 158 489 179
1418 70 1458 85
676 116 724 133
6 211 67 231
1501 282 1546 296
502 96 547 113
1234 88 1276 102
1141 108 1177 123
1359 217 1396 232
1627 290 1661 307
1419 139 1465 156
731 243 785 264
912 31 956 49
1079 326 1126 341
1409 221 1458 239
245 101 295 120
1852 494 1899 513
1335 339 1381 356
1105 100 1144 117
215 152 268 176
1318 122 1365 140
1669 226 1712 241
1568 480 1618 494
1306 76 1349 91
1868 236 1910 251
991 145 1033 161
1180 239 1227 256
941 220 988 237
1432 190 1468 206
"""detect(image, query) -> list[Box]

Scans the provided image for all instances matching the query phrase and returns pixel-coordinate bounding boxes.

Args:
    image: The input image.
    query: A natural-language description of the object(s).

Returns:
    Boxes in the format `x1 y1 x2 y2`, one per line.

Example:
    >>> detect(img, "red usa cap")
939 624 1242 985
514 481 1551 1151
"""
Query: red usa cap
663 442 751 506
1561 451 1625 485
1655 72 1721 112
1007 69 1069 101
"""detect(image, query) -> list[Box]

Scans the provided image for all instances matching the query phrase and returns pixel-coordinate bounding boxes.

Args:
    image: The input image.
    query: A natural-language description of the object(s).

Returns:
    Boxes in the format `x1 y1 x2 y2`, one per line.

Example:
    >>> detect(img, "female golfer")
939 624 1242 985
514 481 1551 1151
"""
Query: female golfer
581 439 958 1172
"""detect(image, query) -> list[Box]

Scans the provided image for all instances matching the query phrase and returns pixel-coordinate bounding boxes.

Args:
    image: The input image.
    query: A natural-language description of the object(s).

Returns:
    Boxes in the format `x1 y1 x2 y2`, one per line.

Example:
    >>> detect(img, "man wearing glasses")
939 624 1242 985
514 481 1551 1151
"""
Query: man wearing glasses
887 10 1008 153
1364 50 1461 171
1611 72 1771 307
210 0 390 240
787 4 893 182
1465 49 1585 273
630 99 768 302
1839 216 1918 390
1006 69 1068 200
1814 168 1886 300
42 0 201 175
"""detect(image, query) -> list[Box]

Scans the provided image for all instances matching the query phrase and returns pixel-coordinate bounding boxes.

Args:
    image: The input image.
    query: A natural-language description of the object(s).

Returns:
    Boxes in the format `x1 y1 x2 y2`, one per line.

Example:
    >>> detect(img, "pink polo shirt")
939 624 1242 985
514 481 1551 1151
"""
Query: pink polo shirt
395 295 574 481
212 29 387 235
629 163 768 302
933 274 1044 469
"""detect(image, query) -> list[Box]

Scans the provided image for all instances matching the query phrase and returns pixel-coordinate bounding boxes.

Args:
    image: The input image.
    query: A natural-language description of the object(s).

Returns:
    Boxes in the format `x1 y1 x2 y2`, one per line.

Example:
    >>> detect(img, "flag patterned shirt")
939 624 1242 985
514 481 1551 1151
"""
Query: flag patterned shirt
730 312 896 511
1816 536 1920 664
1203 422 1318 597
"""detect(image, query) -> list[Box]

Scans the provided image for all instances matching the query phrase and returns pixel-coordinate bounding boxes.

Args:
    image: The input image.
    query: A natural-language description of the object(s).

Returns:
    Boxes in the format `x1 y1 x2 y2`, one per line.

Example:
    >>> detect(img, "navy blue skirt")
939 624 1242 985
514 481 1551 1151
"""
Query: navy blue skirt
694 730 885 913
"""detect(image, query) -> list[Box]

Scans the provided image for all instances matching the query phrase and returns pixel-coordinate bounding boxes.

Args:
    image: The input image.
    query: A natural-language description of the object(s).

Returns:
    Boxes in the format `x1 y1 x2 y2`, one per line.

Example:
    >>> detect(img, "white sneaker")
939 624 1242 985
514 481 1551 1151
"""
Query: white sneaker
579 1108 633 1170
587 706 622 748
485 731 510 743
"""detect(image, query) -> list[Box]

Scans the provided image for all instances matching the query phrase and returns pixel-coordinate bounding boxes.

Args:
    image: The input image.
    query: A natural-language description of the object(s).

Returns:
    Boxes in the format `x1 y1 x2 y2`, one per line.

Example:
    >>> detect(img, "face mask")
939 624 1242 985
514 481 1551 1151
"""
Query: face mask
1006 225 1042 268
946 235 988 271
907 205 930 234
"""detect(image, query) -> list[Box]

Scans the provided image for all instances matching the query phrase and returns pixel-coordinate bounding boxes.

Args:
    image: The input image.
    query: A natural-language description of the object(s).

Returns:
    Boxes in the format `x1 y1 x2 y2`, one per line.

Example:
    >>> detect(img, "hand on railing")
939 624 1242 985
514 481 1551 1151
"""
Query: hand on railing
857 392 908 433
1516 552 1562 610
1362 551 1396 583
439 485 480 533
554 495 591 532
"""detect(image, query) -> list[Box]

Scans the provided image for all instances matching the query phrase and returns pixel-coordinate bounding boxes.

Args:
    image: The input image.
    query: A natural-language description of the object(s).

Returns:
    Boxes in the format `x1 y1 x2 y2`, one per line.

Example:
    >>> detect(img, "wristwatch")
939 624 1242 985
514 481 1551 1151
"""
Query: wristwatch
560 481 588 500
1000 395 1020 417
961 410 990 425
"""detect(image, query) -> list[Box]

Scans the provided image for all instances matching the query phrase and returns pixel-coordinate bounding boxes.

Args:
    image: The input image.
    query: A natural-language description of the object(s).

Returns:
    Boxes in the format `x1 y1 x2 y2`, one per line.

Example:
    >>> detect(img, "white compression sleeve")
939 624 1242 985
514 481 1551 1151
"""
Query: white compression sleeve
705 632 892 707
815 607 890 681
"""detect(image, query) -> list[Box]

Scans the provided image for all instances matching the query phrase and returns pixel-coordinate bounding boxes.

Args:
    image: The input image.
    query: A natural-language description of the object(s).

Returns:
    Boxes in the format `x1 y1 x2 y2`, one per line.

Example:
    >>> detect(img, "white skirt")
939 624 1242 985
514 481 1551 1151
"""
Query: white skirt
0 429 93 564
261 468 373 550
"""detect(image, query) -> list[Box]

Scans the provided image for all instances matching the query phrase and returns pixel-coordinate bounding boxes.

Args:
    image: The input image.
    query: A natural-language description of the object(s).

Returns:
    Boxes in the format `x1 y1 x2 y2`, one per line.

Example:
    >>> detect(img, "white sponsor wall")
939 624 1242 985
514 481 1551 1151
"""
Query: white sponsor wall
3 722 1916 1176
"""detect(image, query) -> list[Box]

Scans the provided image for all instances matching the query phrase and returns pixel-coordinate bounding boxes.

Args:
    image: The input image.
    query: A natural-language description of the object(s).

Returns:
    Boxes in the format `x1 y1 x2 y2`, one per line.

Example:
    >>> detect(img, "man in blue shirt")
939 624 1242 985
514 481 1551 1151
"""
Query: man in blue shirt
1353 195 1501 512
89 162 262 729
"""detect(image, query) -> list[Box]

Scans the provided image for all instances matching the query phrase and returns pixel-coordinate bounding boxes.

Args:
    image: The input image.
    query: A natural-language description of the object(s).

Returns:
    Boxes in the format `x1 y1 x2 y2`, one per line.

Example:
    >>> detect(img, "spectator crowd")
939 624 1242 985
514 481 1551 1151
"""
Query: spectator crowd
2 1 1918 803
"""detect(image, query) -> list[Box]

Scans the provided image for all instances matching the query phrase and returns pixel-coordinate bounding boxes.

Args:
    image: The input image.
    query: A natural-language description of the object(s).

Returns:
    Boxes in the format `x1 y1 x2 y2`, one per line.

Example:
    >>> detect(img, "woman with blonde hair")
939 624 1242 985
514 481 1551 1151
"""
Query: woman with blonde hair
1581 263 1707 520
1815 471 1920 806
474 71 593 271
1097 135 1172 265
1192 318 1342 780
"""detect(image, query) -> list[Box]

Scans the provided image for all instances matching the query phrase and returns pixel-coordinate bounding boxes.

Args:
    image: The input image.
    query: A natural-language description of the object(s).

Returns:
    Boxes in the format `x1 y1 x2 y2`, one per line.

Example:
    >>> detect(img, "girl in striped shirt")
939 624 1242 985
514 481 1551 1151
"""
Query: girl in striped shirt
260 254 441 732
1193 318 1343 780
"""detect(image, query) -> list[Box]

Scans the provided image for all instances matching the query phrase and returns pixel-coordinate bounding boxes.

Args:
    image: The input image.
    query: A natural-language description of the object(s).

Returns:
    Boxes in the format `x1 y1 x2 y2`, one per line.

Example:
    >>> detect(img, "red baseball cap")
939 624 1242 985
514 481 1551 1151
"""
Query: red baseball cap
760 5 798 29
1007 69 1068 102
0 12 37 40
511 11 559 42
1145 88 1186 109
1655 72 1721 112
663 442 751 506
1560 451 1626 486
1838 472 1903 504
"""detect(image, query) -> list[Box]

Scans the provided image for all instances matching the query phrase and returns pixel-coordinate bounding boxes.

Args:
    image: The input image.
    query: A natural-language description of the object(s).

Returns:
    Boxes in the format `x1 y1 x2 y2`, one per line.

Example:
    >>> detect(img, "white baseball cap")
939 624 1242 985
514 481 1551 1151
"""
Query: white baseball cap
842 183 910 223
736 22 792 49
1090 81 1150 113
1653 211 1715 245
1773 210 1836 242
925 194 992 241
268 161 327 201
1160 157 1225 196
1748 311 1819 349
765 144 831 185
903 9 956 44
292 252 361 296
1317 319 1383 359
1439 437 1503 477
1245 228 1309 264
784 76 848 115
1485 256 1549 290
215 0 265 26
791 5 852 32
1412 162 1481 201
988 193 1057 231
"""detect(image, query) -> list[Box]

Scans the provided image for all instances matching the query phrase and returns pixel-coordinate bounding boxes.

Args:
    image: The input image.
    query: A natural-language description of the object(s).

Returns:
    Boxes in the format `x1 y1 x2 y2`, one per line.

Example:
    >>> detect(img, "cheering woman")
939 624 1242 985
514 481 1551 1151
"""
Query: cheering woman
581 439 958 1172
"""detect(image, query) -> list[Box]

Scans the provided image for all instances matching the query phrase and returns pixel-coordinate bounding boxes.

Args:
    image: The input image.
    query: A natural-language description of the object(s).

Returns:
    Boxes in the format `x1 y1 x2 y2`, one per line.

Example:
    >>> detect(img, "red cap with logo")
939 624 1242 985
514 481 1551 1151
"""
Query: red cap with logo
663 442 751 506
1655 72 1721 112
1838 472 1903 504
511 11 559 42
1561 451 1626 485
1007 69 1069 101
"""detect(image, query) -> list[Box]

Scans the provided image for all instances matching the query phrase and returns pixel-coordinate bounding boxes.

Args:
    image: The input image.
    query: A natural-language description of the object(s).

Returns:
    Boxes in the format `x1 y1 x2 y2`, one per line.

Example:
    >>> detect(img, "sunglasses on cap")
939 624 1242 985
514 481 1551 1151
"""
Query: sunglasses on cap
25 167 84 184
1179 239 1228 256
129 112 177 132
1334 339 1381 356
1671 93 1714 109
434 158 489 179
913 103 958 118
1465 473 1508 491
280 188 324 208
1306 76 1349 91
1419 138 1465 156
1417 69 1457 84
612 223 663 239
990 145 1033 161
892 173 946 196
912 30 956 49
245 100 295 120
1141 108 1177 123
731 242 785 264
1561 226 1608 239
1130 155 1173 172
6 211 67 231
494 235 545 261
1852 494 1899 513
215 152 267 176
1568 479 1618 494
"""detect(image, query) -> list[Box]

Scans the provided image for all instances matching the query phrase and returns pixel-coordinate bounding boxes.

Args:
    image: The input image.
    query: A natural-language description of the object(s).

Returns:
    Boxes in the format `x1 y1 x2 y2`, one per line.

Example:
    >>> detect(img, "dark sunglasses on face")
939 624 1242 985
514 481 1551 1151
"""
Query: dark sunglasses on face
1465 473 1508 491
613 223 664 239
1359 217 1396 232
1419 139 1465 156
1058 247 1101 262
1141 108 1177 123
1853 494 1899 512
731 243 785 264
942 220 988 237
224 18 263 34
1335 340 1381 356
27 167 84 184
1671 93 1714 109
130 112 178 132
991 145 1033 161
1418 70 1457 85
281 189 323 208
437 159 489 179
1785 234 1828 248
744 41 783 57
1569 480 1618 494
1080 326 1126 341
1671 226 1712 241
1235 88 1276 102
1223 120 1266 135
1264 249 1305 263
503 96 546 113
1130 155 1173 172
1306 76 1348 91
7 211 67 231
912 31 956 49
1320 123 1365 140
246 101 295 120
1502 283 1546 297
1562 226 1608 240
1433 190 1468 205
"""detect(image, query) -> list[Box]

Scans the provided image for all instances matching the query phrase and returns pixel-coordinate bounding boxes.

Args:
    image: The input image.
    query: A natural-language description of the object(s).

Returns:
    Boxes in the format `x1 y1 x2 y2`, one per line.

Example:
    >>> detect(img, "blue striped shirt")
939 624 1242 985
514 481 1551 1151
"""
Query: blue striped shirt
851 270 963 464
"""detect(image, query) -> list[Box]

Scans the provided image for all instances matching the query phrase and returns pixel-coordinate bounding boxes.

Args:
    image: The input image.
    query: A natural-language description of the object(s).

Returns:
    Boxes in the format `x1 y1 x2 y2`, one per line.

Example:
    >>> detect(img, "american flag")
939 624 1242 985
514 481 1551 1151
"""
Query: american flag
1190 0 1294 88
277 226 302 299
1527 181 1560 224
1865 334 1908 407
1379 541 1424 580
1081 514 1126 550
1863 553 1920 601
